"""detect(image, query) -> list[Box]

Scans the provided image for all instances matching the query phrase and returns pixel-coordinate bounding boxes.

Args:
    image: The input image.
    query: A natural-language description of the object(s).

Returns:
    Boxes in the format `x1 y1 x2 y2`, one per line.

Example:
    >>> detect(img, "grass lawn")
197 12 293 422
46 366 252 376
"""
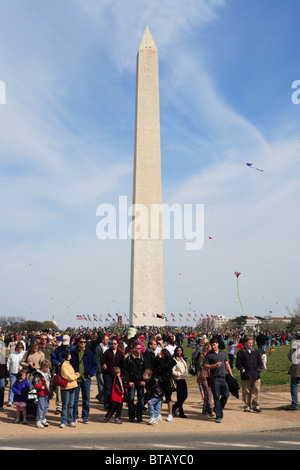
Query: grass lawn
182 340 292 388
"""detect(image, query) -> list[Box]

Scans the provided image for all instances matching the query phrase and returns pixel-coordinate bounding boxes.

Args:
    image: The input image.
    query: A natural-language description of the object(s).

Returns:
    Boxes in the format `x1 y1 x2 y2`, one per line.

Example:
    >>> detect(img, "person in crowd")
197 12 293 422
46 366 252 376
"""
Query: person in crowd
155 335 164 353
104 366 125 424
143 339 158 373
71 335 97 424
94 333 109 404
172 346 188 418
117 337 126 355
192 338 206 403
198 342 214 417
236 335 263 413
19 336 27 351
102 337 124 408
286 332 300 410
51 334 75 415
89 330 103 354
124 338 135 358
12 369 30 424
164 335 177 356
261 352 267 369
143 368 164 425
33 359 52 428
59 350 80 428
256 332 266 355
203 336 233 423
20 340 45 385
7 335 18 353
7 342 25 406
124 341 146 422
156 348 176 422
0 342 8 410
227 339 238 369
39 333 54 366
133 333 146 354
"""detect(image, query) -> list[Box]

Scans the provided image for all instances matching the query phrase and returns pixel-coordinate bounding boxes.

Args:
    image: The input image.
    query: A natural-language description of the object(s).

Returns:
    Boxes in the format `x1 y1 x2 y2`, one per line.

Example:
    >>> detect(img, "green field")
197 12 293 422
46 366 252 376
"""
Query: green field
183 341 292 388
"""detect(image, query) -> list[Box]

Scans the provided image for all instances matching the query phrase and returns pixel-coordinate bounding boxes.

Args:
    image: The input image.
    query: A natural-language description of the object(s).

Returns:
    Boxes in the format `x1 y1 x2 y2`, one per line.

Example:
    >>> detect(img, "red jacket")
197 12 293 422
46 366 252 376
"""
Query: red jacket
111 375 125 403
34 374 50 397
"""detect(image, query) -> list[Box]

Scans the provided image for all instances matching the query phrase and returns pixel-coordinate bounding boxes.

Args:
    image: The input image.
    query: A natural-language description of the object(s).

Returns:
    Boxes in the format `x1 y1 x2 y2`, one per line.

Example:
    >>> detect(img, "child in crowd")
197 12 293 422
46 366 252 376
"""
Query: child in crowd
261 352 267 369
143 368 164 425
12 369 30 424
33 359 52 428
104 366 124 424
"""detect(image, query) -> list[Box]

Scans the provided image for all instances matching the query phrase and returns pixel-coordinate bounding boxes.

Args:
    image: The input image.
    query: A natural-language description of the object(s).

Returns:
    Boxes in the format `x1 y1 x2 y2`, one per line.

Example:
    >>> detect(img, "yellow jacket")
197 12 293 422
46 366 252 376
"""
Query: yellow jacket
61 360 78 389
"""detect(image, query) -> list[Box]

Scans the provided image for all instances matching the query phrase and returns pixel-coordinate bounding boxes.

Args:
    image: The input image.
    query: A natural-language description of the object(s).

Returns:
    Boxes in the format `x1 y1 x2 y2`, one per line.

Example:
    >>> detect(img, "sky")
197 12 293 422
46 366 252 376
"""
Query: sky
1 0 300 329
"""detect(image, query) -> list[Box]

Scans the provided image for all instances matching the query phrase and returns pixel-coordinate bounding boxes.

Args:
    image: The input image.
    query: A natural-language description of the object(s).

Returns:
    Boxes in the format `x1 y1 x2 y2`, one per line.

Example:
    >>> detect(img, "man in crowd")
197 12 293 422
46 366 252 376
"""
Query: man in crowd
236 335 263 413
71 335 97 424
124 341 146 422
102 337 124 408
94 334 109 404
203 336 233 423
287 332 300 410
51 334 75 414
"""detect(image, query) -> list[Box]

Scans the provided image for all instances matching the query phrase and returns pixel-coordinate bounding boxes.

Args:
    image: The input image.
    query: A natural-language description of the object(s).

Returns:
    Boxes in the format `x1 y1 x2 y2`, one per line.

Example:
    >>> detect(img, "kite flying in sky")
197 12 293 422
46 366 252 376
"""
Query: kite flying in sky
246 163 264 172
234 271 245 314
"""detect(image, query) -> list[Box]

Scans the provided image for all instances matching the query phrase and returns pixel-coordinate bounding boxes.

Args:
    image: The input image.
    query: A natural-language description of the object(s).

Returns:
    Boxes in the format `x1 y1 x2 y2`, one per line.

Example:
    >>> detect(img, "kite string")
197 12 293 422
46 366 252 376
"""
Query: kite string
236 278 245 314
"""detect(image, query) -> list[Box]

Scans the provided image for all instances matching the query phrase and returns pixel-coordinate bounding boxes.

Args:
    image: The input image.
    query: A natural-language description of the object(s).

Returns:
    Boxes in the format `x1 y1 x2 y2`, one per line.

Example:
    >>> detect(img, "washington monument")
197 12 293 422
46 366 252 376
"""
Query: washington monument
129 27 165 327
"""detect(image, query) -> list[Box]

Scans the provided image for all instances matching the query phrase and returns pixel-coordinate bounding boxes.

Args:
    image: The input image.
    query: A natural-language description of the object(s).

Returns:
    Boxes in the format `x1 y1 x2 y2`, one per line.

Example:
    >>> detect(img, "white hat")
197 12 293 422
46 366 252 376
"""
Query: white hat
62 335 70 345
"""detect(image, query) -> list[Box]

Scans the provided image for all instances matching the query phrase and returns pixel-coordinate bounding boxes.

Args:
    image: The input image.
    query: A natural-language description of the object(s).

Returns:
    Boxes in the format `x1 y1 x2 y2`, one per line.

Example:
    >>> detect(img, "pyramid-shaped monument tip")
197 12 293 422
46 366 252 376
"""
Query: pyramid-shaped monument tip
139 26 157 51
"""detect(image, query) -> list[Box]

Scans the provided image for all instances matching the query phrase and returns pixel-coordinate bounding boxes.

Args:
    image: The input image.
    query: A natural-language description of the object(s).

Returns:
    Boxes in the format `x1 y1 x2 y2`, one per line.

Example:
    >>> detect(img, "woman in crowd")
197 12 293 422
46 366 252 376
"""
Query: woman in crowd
7 342 25 406
156 348 176 422
20 340 45 385
172 346 188 418
164 335 177 356
59 350 80 428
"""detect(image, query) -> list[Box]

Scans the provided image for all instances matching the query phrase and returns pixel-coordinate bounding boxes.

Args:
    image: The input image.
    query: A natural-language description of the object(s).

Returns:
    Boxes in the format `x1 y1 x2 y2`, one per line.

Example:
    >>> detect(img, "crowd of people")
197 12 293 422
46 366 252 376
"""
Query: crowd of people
0 326 299 428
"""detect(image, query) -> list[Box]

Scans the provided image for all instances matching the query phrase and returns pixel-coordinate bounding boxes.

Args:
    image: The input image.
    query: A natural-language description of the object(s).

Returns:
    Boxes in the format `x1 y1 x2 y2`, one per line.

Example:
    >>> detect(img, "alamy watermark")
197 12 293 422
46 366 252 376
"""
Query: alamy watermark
0 80 6 104
96 196 204 251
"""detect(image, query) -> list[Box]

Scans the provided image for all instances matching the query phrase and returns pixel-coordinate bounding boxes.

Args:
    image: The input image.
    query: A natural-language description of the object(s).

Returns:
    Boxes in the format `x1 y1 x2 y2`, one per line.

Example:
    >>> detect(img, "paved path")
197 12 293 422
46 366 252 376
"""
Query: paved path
1 379 299 437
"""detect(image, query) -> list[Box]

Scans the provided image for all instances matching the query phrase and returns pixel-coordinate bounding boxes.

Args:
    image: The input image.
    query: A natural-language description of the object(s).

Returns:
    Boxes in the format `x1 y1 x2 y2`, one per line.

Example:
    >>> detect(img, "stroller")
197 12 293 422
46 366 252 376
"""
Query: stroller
26 388 38 417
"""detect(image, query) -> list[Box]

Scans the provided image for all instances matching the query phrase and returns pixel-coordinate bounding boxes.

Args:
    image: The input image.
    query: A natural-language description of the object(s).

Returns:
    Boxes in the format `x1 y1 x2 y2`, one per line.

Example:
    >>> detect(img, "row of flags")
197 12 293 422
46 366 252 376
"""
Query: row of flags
75 313 222 323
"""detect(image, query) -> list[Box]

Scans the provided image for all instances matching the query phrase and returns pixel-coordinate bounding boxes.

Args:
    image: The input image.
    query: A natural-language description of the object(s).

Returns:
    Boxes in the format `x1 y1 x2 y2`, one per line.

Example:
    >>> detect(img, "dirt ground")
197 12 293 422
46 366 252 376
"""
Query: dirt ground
1 379 299 437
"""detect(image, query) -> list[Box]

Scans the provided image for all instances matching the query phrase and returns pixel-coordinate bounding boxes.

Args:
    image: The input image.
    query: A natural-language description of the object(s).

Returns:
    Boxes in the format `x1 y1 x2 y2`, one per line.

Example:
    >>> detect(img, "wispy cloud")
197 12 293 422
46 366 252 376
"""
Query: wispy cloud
1 0 299 326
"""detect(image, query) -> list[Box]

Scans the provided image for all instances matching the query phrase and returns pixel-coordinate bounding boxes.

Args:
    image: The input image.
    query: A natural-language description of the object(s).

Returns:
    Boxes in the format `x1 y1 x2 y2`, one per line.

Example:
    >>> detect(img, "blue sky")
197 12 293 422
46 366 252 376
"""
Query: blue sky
1 0 299 329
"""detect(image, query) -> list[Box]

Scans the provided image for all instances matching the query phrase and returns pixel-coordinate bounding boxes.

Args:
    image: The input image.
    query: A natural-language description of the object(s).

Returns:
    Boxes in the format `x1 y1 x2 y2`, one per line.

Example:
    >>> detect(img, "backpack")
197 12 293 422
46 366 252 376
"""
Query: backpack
189 347 201 376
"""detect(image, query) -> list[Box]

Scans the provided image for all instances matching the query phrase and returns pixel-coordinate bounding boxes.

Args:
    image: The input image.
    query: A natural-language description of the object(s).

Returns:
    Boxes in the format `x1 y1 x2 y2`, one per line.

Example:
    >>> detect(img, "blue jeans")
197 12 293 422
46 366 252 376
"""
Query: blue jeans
9 373 17 403
74 379 91 420
96 371 104 402
61 388 76 425
291 377 299 409
128 382 144 420
148 397 162 419
103 373 113 406
0 378 5 408
36 395 49 422
210 377 229 420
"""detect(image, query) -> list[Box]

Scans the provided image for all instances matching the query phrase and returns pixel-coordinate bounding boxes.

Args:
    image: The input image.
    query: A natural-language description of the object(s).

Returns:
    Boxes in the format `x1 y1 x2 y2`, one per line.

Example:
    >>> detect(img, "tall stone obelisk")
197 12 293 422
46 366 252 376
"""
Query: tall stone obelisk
129 27 165 327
